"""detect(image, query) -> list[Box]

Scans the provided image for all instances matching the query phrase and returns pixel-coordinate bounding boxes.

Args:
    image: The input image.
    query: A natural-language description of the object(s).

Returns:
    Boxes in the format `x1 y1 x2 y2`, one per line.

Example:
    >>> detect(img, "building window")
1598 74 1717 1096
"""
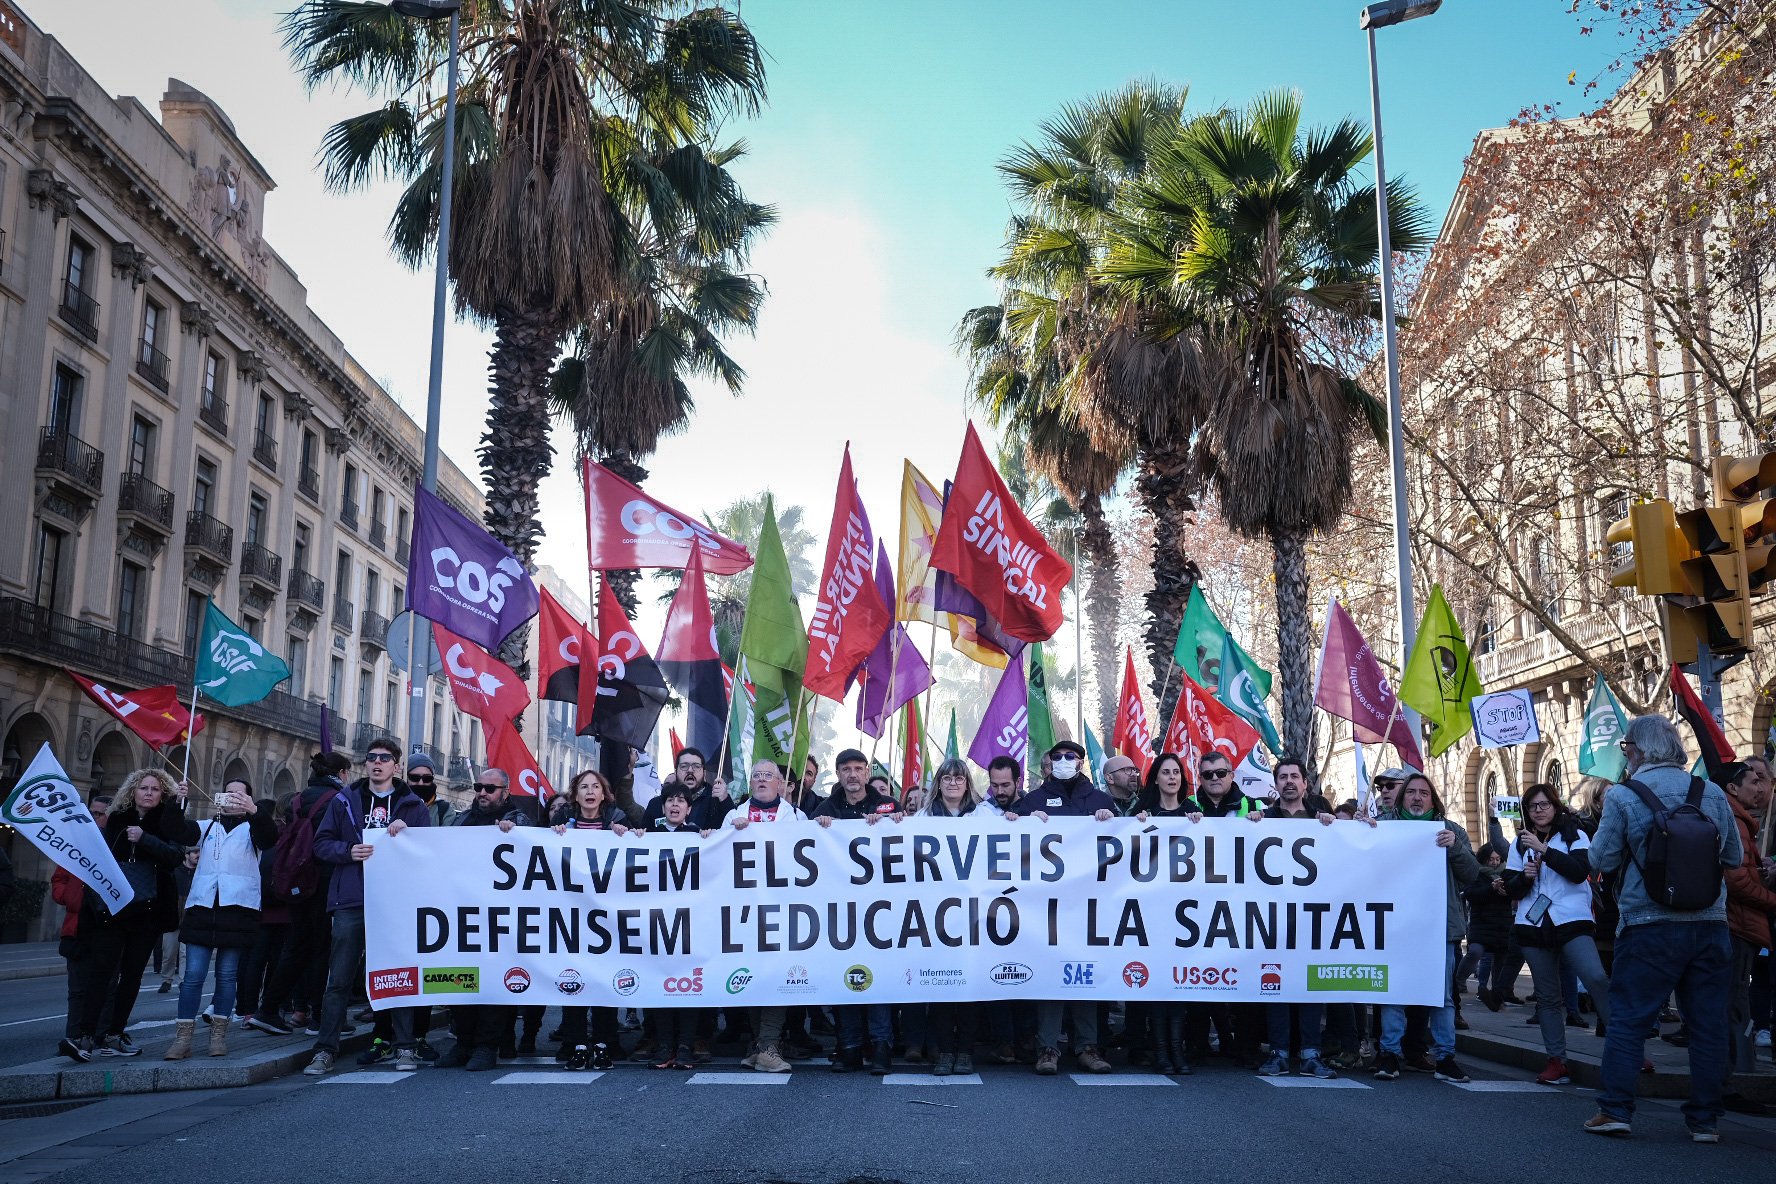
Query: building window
329 655 345 707
240 613 260 642
116 561 147 639
358 667 374 724
193 456 218 517
49 364 82 435
201 352 226 413
65 236 93 295
293 520 312 576
184 590 206 657
33 524 68 611
142 300 164 351
334 548 353 603
288 635 309 700
342 463 359 516
396 506 410 551
138 299 168 387
246 492 268 547
385 680 399 729
364 567 381 615
128 414 156 479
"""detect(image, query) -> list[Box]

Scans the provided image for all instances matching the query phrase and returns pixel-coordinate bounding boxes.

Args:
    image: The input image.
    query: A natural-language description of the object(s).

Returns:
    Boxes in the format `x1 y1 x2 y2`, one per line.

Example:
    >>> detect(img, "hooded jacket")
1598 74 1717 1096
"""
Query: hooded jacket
813 786 898 820
180 810 279 948
1590 763 1741 932
1725 794 1776 947
313 778 432 912
1382 808 1481 941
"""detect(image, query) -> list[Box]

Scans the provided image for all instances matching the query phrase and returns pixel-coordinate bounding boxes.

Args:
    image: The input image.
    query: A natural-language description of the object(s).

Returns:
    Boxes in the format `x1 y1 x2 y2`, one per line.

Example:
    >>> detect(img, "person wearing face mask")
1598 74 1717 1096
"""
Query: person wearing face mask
1009 741 1116 1075
164 778 278 1060
405 753 455 826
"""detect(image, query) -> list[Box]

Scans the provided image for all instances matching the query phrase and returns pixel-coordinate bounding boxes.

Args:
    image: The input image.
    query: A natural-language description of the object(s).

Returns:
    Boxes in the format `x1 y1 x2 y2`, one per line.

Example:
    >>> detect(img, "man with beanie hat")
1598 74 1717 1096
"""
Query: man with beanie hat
405 753 455 826
815 748 898 1072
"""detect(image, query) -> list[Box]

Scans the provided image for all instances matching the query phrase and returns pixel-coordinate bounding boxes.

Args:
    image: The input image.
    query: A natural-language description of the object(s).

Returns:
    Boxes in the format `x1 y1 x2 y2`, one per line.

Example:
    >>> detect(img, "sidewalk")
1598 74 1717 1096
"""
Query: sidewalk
1455 982 1776 1101
0 942 66 982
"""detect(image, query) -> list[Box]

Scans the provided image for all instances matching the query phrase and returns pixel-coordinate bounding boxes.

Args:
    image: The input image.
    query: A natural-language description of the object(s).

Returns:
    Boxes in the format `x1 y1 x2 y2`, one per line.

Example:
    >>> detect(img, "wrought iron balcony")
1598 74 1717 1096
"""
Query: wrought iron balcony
298 464 320 503
135 339 170 393
252 428 278 471
369 520 387 551
184 511 233 566
359 608 390 650
332 597 355 635
393 532 409 567
340 497 359 533
198 396 228 437
58 281 98 341
241 542 283 593
288 568 326 614
36 427 104 502
117 473 175 536
352 722 380 754
449 755 473 781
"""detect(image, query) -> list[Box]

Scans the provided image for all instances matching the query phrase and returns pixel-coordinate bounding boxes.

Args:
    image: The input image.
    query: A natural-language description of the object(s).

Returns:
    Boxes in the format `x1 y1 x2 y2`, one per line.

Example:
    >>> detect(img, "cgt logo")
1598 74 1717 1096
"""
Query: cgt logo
1060 962 1096 988
990 962 1033 987
726 968 753 995
612 969 640 996
1261 963 1283 993
663 968 705 995
844 964 874 992
1172 965 1239 990
368 967 418 1001
503 967 531 994
555 969 585 996
421 967 479 994
1122 961 1151 989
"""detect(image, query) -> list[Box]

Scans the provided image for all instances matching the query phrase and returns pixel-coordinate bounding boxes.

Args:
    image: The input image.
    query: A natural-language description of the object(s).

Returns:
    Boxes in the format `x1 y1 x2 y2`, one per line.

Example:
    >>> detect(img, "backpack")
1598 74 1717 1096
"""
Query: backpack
1622 777 1724 911
269 790 335 903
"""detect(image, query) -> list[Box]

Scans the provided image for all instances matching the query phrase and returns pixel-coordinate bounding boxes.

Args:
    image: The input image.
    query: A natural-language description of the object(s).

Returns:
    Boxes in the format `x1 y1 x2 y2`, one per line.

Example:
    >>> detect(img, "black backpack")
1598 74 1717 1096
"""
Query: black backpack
1622 777 1723 911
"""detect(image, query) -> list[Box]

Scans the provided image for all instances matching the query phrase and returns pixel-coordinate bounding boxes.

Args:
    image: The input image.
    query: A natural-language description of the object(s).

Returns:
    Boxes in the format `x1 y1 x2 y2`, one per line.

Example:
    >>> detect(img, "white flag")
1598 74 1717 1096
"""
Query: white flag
1235 747 1275 803
1 747 134 914
1354 742 1375 819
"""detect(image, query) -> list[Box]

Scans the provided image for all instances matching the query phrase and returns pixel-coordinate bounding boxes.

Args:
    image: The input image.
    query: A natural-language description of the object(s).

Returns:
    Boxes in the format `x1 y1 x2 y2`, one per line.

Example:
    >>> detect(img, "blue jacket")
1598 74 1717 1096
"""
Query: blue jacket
313 781 432 912
1013 776 1115 818
1590 762 1742 933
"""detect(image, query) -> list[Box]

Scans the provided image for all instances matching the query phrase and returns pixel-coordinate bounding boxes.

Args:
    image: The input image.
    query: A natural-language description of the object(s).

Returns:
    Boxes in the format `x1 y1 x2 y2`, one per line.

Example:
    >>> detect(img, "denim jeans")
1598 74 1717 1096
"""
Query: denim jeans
837 1004 893 1050
1266 1002 1325 1056
178 945 241 1022
1381 941 1458 1060
1599 921 1732 1128
1524 936 1611 1060
314 907 412 1053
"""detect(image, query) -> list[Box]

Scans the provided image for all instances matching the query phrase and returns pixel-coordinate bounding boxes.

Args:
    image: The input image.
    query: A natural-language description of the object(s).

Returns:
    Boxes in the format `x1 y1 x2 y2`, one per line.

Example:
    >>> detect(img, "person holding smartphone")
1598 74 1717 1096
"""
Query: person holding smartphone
1504 782 1612 1085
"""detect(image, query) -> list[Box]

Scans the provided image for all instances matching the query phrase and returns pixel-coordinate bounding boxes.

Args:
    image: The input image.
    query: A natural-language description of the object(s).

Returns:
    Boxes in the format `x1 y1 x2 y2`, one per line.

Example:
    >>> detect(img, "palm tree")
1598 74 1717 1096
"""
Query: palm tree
1095 90 1431 758
281 1 769 572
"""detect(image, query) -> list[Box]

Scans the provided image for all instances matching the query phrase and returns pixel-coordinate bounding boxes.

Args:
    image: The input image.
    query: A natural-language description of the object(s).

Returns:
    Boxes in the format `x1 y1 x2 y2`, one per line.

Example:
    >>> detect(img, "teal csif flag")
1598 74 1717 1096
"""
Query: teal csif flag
195 601 291 706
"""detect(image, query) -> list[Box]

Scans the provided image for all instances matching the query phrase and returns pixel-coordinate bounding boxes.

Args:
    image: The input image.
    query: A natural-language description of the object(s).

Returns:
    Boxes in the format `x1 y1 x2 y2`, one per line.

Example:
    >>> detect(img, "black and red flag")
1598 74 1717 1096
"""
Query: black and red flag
1670 664 1736 784
537 588 591 704
657 549 728 761
579 577 669 751
67 670 203 748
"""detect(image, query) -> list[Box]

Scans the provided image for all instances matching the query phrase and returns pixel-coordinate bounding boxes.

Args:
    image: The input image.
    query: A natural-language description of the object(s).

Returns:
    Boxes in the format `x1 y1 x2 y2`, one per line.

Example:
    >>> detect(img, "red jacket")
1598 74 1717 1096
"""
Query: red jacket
50 867 84 939
1725 796 1776 947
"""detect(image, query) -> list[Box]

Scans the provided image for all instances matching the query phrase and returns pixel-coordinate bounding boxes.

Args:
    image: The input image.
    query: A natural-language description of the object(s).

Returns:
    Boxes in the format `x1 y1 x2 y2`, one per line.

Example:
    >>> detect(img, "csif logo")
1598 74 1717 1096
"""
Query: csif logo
429 547 525 615
726 968 753 995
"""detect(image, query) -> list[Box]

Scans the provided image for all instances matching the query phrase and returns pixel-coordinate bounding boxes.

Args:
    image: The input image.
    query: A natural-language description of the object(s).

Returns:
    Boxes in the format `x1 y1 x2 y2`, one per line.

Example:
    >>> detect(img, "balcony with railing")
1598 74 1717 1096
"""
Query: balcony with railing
117 473 174 539
35 427 104 508
135 339 170 393
58 281 99 341
449 754 473 782
184 511 233 568
369 520 387 551
198 395 228 437
340 497 359 533
418 742 445 768
288 568 326 615
240 542 283 595
359 608 391 650
394 531 409 567
332 597 355 635
352 721 380 754
298 463 320 503
251 429 278 472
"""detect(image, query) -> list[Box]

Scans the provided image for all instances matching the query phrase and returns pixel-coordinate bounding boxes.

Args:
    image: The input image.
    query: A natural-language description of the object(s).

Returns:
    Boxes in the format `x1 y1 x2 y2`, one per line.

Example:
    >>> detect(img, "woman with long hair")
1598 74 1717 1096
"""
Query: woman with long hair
1134 753 1201 821
550 769 629 834
1133 753 1199 1075
75 769 196 1057
1504 782 1612 1086
921 759 982 1075
552 769 624 1070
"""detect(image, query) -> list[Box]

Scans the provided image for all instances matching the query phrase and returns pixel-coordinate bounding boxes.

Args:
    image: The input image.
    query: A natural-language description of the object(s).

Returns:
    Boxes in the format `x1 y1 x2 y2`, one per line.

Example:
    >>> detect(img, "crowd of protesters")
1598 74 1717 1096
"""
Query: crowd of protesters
47 717 1773 1137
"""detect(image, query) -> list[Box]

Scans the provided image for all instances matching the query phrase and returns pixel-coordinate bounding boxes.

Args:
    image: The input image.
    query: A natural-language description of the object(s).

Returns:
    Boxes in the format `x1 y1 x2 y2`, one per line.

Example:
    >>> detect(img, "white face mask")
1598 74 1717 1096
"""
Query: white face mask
1051 757 1079 780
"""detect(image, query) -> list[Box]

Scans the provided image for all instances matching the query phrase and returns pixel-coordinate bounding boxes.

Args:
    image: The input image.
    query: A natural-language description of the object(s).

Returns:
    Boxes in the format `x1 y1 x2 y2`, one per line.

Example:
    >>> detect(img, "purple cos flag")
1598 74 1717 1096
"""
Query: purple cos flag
405 486 540 650
857 543 932 739
967 657 1029 770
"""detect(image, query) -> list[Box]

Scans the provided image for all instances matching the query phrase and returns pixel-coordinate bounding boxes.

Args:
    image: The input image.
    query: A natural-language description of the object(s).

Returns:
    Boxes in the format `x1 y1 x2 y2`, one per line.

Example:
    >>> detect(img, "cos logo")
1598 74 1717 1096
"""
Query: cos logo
844 965 873 992
429 547 525 613
664 968 705 995
620 501 723 553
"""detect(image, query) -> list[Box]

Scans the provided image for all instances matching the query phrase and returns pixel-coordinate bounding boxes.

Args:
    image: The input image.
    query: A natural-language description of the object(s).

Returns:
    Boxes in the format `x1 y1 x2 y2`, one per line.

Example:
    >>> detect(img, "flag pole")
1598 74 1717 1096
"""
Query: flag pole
1072 525 1084 741
179 682 199 791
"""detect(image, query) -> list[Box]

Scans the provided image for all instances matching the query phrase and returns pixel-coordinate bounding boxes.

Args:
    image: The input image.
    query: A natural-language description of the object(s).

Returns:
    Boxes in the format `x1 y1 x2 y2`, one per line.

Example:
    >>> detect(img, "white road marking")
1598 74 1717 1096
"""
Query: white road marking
881 1073 983 1085
1256 1077 1372 1089
685 1073 790 1085
1068 1074 1179 1086
318 1071 411 1084
1448 1080 1549 1092
494 1071 604 1084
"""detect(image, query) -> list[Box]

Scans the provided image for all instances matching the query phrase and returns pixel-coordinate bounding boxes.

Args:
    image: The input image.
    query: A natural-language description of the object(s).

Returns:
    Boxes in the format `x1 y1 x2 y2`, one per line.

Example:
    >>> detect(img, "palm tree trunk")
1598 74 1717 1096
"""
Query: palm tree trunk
1135 446 1199 724
1079 493 1121 739
1271 525 1318 767
480 308 561 670
598 453 650 617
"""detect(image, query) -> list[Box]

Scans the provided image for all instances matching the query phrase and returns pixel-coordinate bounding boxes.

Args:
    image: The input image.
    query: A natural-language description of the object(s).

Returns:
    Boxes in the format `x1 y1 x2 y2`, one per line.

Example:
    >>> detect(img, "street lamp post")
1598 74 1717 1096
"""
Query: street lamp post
393 0 462 758
1360 0 1439 744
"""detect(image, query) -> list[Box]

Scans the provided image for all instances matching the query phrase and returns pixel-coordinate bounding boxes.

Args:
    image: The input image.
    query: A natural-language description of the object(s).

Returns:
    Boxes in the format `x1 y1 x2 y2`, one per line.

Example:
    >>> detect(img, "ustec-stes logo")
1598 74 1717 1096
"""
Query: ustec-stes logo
368 967 418 1001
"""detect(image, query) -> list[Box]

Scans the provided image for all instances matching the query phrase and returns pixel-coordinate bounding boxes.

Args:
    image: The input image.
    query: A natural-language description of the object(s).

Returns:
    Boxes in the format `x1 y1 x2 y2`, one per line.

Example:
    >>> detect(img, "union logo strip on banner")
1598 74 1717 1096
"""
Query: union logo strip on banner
362 818 1446 1009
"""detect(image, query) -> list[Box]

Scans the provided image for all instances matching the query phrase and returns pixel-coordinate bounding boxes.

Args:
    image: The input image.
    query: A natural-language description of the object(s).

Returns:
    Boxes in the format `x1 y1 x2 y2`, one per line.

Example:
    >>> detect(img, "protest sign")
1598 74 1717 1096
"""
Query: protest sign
1470 689 1541 749
364 817 1445 1008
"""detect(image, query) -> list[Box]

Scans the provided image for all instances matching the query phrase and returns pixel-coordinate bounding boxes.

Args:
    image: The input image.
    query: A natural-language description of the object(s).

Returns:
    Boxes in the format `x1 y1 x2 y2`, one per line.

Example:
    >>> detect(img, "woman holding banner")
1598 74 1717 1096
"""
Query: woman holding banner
1134 753 1199 1074
921 760 984 1076
1504 783 1612 1086
550 769 631 834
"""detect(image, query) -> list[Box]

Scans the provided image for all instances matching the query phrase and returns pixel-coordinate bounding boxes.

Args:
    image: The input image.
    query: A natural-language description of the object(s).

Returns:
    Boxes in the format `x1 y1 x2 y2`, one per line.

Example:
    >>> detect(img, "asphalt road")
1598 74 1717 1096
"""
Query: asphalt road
5 1035 1775 1184
0 973 180 1069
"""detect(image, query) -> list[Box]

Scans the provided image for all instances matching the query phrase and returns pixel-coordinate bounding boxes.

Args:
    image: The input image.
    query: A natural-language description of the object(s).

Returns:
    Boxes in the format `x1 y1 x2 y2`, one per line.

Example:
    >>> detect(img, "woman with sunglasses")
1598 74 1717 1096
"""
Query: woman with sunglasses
1503 782 1612 1085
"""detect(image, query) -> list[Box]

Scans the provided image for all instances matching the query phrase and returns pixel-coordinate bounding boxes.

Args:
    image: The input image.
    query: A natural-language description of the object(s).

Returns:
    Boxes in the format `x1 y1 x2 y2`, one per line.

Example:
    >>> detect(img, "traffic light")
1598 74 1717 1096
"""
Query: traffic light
1672 455 1776 655
1606 500 1694 595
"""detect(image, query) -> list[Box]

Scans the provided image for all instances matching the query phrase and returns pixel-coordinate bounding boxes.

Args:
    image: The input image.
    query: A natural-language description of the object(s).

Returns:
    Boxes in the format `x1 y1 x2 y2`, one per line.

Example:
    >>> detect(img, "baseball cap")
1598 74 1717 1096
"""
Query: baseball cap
1375 766 1418 782
1048 740 1086 760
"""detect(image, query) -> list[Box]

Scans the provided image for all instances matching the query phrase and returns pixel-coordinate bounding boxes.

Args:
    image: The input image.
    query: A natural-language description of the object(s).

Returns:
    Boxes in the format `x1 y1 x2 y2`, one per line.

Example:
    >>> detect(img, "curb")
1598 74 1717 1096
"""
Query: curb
0 964 67 982
1457 1030 1776 1102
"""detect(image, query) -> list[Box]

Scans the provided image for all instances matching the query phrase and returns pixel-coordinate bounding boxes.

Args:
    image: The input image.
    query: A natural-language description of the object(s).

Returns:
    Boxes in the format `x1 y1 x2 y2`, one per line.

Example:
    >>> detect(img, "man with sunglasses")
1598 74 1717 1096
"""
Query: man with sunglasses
302 737 432 1076
406 753 456 827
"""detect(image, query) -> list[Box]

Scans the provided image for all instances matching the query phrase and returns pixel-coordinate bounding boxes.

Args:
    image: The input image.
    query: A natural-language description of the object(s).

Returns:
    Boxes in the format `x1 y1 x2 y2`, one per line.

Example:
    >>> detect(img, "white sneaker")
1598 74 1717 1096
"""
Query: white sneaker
1756 1029 1771 1050
394 1048 420 1072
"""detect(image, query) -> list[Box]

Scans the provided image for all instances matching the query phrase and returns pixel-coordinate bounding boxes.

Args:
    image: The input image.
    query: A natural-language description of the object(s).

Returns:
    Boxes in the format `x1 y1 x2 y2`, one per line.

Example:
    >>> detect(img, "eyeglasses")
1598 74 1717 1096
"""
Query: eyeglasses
365 753 396 763
408 775 434 784
1528 800 1556 810
473 783 504 793
1200 770 1231 780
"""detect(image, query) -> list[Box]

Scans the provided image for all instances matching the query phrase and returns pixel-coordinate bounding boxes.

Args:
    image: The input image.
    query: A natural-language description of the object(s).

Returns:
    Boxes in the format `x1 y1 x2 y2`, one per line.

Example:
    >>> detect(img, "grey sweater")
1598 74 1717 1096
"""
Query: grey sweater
1589 762 1742 932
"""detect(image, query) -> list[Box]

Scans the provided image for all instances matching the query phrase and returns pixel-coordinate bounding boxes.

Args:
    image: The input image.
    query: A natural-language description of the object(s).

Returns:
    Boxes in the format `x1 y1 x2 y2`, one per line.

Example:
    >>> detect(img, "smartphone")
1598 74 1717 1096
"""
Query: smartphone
1524 893 1552 925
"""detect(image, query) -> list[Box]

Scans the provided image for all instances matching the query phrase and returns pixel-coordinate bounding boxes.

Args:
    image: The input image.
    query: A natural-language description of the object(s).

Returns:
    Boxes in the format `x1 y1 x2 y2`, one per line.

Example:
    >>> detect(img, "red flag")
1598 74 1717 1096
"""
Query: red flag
670 727 685 760
930 423 1073 642
901 699 925 793
1164 669 1261 781
67 670 203 748
1312 599 1424 768
805 446 892 700
579 578 669 749
433 623 530 727
583 458 753 574
658 549 728 758
487 719 553 800
1670 664 1736 782
537 589 590 704
1110 648 1153 773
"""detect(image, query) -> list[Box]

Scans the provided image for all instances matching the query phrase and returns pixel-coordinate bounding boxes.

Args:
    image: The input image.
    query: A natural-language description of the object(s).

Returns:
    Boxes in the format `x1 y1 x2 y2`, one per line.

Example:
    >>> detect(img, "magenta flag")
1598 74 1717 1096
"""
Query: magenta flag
1313 599 1425 768
967 658 1029 771
857 544 932 739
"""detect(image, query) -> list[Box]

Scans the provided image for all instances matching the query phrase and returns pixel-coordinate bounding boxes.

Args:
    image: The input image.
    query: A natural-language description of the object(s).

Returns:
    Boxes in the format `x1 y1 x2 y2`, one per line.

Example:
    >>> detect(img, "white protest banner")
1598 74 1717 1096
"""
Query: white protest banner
1470 689 1541 749
0 747 133 915
364 817 1446 1008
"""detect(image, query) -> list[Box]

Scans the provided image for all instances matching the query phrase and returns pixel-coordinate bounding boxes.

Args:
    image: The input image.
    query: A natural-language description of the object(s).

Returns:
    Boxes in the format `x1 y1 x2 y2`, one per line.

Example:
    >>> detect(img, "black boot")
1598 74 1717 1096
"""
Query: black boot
869 1039 892 1076
830 1044 858 1073
1168 1015 1192 1075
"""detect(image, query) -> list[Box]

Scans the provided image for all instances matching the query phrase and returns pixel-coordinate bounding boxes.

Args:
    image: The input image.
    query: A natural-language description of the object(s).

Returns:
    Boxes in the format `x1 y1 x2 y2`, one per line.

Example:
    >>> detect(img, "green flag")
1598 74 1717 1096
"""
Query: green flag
1084 723 1107 782
789 691 814 776
738 496 807 766
1399 584 1484 758
1216 632 1282 753
1578 677 1629 782
944 709 960 763
1172 586 1271 697
1026 642 1056 761
195 601 290 706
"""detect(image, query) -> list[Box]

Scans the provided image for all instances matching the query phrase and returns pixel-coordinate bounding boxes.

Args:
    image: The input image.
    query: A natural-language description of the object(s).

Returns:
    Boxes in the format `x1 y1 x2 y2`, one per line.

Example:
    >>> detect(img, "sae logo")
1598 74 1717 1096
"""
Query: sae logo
1060 962 1096 987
